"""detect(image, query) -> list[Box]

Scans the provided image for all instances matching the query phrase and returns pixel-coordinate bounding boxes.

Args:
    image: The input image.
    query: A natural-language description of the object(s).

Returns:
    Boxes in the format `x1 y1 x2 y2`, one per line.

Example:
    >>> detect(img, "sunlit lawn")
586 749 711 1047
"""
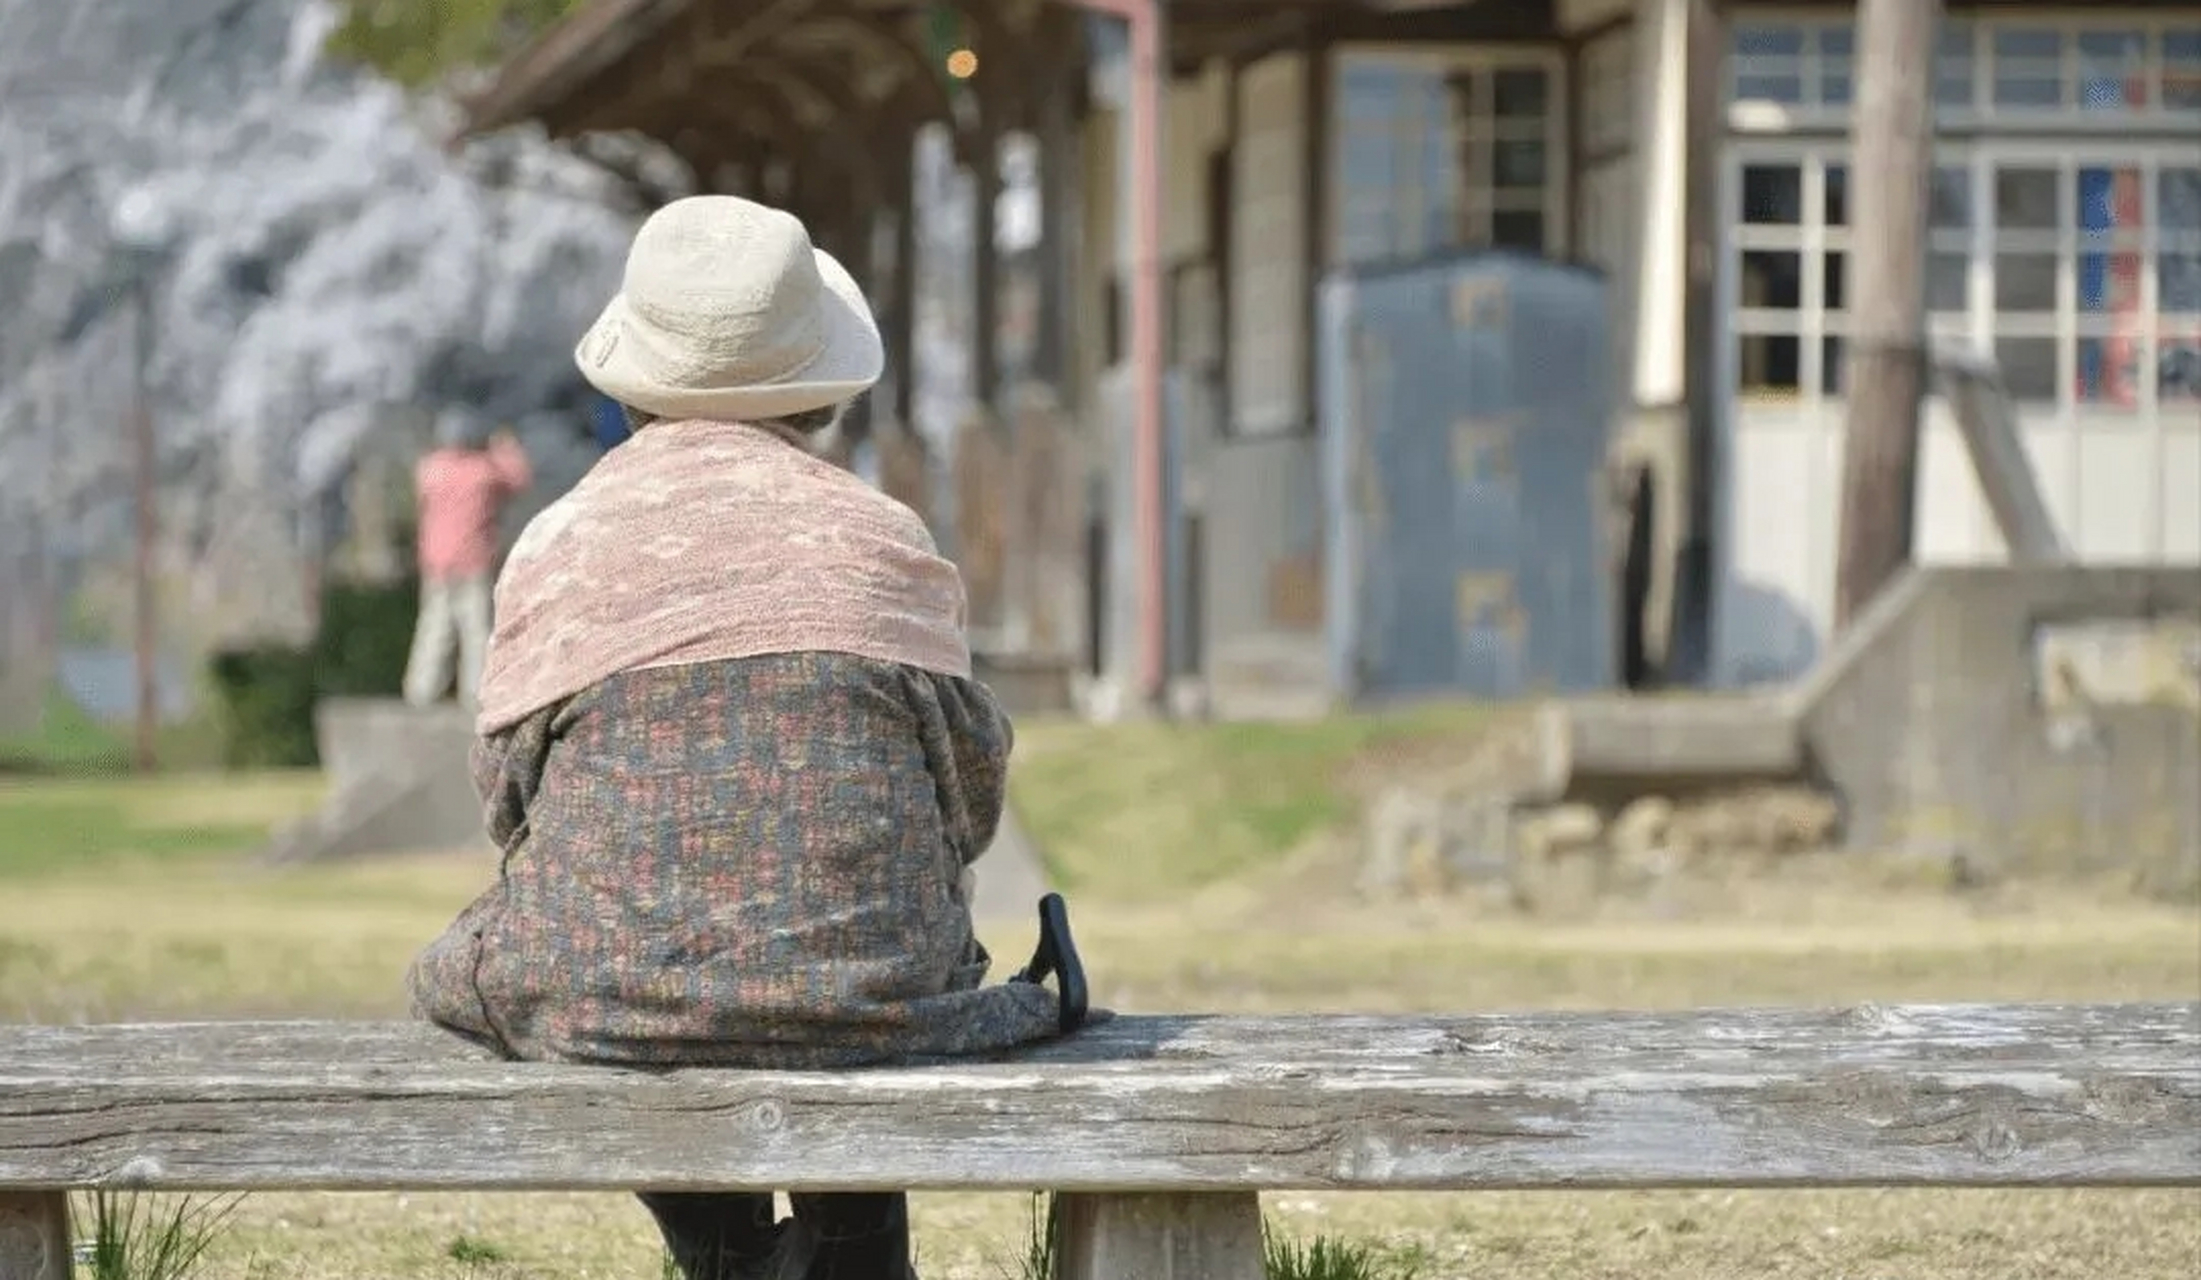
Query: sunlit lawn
2 716 2197 1279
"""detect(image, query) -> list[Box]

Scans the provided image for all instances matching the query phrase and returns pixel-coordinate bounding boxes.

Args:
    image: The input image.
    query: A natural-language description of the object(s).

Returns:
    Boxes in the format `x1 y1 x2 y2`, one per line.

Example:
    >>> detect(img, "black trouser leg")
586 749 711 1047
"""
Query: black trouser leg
638 1191 782 1280
788 1192 914 1280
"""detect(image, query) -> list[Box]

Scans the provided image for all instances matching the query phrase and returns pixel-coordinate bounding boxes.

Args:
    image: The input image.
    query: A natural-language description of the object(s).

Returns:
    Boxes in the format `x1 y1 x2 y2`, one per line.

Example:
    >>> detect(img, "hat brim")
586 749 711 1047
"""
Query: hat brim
575 245 885 423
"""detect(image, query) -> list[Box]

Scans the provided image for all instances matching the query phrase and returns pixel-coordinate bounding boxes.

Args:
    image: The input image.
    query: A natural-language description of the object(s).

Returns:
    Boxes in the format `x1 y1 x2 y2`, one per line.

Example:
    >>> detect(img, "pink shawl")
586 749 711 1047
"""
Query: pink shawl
474 420 971 735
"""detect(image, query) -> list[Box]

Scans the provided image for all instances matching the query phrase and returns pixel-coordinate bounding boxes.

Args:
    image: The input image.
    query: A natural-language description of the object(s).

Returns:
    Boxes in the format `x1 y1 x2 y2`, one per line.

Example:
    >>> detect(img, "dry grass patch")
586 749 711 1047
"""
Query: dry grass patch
4 767 2198 1277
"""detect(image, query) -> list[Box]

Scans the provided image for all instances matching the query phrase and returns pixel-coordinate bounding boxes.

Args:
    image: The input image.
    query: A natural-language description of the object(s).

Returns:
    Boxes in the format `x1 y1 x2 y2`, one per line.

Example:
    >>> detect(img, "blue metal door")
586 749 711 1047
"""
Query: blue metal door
1322 252 1617 701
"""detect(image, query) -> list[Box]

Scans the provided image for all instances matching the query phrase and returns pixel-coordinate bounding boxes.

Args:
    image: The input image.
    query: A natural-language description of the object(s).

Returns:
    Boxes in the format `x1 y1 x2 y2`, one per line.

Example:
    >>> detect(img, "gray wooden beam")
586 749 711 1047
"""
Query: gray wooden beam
0 1005 2194 1194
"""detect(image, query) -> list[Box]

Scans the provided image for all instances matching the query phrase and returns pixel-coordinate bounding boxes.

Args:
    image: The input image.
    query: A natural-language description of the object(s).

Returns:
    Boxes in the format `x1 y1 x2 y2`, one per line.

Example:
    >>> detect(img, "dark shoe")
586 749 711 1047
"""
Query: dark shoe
1010 892 1090 1033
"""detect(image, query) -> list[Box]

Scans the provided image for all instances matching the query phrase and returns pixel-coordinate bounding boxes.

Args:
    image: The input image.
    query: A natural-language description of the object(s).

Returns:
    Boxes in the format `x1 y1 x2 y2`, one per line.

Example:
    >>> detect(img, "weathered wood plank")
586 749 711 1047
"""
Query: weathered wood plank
0 1005 2193 1194
0 1192 68 1280
1056 1192 1264 1280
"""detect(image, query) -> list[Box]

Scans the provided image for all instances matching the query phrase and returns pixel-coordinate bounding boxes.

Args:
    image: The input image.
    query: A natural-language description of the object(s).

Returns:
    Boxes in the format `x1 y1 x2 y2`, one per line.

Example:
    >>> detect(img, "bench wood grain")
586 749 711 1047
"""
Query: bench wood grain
2 1004 2194 1195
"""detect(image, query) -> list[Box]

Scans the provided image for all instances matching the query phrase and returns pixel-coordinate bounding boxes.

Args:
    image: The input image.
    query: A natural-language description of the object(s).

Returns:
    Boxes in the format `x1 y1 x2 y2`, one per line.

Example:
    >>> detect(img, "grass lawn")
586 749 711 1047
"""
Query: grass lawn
2 714 2197 1279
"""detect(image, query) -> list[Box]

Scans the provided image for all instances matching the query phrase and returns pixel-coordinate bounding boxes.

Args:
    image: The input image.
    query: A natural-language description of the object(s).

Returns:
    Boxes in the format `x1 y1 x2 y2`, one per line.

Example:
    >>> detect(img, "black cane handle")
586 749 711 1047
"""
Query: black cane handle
1011 892 1090 1034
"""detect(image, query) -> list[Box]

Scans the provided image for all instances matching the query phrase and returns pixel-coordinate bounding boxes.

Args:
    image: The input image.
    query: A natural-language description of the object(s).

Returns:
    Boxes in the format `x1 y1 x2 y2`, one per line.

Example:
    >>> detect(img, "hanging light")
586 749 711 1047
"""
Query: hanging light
945 47 979 79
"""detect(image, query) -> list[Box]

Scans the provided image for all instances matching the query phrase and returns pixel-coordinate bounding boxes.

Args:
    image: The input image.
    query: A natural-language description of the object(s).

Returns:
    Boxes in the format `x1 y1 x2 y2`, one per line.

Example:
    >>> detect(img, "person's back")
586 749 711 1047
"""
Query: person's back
415 430 531 584
403 412 531 708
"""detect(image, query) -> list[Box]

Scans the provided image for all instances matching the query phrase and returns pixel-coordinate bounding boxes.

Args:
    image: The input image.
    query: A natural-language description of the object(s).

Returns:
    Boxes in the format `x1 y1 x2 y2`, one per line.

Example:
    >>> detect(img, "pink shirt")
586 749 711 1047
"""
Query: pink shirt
415 438 532 581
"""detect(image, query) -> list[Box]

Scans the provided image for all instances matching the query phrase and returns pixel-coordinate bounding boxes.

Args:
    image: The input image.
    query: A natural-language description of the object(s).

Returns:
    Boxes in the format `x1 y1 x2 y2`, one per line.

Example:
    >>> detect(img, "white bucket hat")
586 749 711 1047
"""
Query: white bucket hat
575 195 883 422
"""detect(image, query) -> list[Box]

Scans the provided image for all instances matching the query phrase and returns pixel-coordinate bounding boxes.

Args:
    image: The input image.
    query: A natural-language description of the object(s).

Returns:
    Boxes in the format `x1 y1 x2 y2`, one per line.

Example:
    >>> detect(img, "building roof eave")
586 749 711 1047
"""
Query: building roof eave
458 0 699 137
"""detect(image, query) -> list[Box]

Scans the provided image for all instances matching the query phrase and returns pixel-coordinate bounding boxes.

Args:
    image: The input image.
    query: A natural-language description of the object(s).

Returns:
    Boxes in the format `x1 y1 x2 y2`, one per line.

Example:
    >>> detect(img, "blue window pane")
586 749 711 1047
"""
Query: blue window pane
2075 337 2141 407
1737 72 1805 103
1937 70 1976 108
1822 70 1853 106
1939 23 1975 56
2077 32 2147 111
1818 27 1855 58
1735 25 1805 57
2074 250 2141 313
2076 167 2144 235
2162 253 2201 313
2162 338 2201 402
1995 28 2062 60
2163 30 2201 61
2162 170 2201 233
1996 73 2063 108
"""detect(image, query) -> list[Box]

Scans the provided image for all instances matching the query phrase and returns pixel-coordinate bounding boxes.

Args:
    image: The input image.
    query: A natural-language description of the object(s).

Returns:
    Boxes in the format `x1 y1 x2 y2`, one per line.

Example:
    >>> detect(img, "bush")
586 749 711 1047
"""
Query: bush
206 577 422 768
312 578 419 698
206 645 319 770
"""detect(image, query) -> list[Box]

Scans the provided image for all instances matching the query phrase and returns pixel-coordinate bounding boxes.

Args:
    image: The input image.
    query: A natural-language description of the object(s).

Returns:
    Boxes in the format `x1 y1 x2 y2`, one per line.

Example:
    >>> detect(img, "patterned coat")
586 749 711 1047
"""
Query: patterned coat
407 651 1066 1068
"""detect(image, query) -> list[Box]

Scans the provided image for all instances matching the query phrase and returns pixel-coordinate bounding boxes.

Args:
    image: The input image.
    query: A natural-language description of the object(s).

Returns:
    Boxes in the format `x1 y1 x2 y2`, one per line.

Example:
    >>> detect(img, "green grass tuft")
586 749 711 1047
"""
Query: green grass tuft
76 1191 246 1280
444 1234 510 1265
1264 1224 1428 1280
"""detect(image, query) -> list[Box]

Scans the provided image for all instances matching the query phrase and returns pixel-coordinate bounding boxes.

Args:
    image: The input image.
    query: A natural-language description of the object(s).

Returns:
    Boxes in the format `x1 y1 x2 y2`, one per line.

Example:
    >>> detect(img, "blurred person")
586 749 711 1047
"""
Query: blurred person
401 408 532 708
405 195 1090 1280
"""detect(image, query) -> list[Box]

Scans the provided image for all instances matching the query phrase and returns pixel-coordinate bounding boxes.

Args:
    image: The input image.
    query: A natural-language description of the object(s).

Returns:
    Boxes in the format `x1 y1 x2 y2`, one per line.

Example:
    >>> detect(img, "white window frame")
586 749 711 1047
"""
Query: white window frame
1726 6 2201 136
1720 137 2201 419
1326 43 1572 271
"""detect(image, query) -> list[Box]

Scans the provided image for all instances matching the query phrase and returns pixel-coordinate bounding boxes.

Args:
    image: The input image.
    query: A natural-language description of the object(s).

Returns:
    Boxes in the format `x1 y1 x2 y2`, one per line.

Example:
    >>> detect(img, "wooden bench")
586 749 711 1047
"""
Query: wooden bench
3 1002 2196 1279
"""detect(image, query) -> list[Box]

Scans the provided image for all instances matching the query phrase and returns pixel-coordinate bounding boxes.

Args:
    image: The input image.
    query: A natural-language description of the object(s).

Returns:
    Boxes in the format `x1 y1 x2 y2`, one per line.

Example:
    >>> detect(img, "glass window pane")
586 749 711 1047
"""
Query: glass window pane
1995 167 2060 231
2075 250 2143 314
1822 70 1853 106
1741 164 1803 224
1936 25 1977 107
2077 30 2148 110
1492 209 1545 251
2165 30 2201 111
1493 140 1546 188
2161 333 2201 402
1735 25 1806 57
1823 335 1845 395
1741 250 1804 310
1740 333 1803 393
1995 337 2059 403
1995 73 2064 108
1492 69 1548 119
1995 28 2062 60
2161 169 2201 234
2162 251 2201 313
2077 166 2146 235
1931 167 1971 229
1818 27 1855 59
1995 252 2059 311
1340 61 1408 119
1928 252 1970 312
1446 70 1483 118
1737 72 1806 103
1825 164 1849 226
1824 252 1846 311
2075 337 2142 408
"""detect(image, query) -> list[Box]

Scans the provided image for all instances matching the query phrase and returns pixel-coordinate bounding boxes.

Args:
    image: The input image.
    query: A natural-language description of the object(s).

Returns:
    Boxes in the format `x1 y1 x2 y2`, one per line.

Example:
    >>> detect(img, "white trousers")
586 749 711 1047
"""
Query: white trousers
402 574 493 708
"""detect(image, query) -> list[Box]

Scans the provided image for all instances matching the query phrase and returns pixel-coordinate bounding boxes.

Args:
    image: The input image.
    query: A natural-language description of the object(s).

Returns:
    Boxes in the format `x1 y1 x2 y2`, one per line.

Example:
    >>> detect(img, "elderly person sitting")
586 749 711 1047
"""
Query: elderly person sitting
408 196 1091 1280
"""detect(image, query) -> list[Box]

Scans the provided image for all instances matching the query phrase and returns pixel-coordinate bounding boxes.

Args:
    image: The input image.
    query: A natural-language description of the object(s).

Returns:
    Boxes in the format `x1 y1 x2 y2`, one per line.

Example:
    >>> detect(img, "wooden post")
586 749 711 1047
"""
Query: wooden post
1055 1192 1265 1280
971 122 1003 415
890 140 920 435
127 276 160 774
0 1192 70 1280
1834 0 1941 630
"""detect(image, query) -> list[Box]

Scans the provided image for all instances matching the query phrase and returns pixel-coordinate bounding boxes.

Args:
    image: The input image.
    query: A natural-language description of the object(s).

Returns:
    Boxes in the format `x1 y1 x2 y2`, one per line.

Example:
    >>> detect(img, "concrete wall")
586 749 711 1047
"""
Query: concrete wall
1797 566 2201 896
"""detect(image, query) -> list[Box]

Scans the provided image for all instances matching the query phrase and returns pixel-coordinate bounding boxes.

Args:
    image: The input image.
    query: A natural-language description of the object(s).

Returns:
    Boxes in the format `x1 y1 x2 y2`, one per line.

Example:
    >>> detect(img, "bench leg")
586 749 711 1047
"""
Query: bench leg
0 1193 69 1280
1054 1192 1263 1280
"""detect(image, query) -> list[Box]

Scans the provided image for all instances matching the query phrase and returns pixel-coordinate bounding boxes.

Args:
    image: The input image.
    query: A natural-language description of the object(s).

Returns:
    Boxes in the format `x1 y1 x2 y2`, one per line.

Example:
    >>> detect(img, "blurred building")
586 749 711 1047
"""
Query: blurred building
459 0 2201 712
